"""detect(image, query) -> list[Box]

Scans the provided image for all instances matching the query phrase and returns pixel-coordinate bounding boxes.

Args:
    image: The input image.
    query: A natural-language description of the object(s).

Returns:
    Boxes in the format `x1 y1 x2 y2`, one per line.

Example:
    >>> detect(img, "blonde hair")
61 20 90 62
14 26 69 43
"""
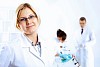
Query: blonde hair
16 3 41 30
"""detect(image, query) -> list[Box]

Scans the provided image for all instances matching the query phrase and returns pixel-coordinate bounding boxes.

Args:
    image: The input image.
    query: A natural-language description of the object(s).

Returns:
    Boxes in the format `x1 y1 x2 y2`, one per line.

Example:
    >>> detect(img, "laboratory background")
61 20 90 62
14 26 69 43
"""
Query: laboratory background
0 0 100 67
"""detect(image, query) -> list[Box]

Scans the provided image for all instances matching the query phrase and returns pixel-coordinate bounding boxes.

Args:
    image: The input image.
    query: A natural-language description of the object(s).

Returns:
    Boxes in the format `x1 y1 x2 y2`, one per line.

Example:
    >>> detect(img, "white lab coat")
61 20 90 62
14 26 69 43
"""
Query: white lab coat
75 26 96 67
53 38 77 67
0 33 54 67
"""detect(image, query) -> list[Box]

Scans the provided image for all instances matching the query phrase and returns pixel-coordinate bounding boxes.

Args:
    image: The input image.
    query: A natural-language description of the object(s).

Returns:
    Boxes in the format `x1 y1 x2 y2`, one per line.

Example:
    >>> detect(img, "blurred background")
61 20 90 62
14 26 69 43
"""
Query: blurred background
0 0 99 67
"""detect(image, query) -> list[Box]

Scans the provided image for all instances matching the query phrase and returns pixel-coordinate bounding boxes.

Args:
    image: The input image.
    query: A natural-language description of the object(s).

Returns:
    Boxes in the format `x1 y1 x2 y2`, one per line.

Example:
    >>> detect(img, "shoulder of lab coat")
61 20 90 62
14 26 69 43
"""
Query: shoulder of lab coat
0 32 22 66
49 37 64 64
1 34 27 67
0 43 13 67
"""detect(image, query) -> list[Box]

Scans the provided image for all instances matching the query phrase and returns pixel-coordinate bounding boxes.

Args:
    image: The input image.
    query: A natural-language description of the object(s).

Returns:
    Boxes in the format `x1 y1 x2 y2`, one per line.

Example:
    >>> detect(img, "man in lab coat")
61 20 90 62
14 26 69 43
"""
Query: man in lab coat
75 17 96 67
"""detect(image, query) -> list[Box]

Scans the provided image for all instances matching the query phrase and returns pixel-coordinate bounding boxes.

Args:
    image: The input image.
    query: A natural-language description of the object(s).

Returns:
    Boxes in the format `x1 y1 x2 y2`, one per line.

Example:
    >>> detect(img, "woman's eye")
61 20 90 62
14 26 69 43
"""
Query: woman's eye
29 15 35 19
20 18 26 21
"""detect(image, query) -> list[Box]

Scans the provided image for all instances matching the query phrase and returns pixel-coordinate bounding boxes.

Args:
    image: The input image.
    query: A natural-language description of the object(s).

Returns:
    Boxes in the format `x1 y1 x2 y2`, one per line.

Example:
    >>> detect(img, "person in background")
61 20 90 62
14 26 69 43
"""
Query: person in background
54 29 76 67
55 29 67 56
75 17 96 67
0 3 54 67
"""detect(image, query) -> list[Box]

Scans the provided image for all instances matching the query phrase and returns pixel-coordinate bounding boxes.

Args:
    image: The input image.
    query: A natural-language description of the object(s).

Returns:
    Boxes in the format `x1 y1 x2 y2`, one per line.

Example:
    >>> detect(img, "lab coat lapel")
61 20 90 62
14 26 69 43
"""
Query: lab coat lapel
29 46 40 58
29 46 45 65
22 43 45 64
20 34 45 65
81 27 88 42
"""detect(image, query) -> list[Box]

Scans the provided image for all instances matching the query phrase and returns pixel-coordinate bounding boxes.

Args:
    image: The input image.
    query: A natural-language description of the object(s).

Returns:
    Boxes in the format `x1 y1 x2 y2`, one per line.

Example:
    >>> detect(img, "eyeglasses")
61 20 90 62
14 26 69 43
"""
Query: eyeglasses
19 15 36 23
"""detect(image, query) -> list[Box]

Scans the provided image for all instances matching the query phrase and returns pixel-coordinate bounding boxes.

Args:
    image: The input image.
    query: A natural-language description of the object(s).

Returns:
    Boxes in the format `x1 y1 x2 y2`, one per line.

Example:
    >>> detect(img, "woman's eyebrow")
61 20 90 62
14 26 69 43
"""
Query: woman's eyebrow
29 14 36 16
19 17 26 18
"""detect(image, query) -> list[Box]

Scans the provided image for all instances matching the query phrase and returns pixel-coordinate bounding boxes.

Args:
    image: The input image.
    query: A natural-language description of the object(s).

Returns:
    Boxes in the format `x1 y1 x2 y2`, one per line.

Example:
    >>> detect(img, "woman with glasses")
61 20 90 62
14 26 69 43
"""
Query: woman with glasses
0 3 54 67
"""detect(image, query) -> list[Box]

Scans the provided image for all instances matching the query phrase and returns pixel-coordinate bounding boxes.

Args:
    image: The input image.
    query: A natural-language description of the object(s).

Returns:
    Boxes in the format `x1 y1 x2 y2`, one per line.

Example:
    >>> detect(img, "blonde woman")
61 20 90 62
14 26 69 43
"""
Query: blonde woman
0 3 54 67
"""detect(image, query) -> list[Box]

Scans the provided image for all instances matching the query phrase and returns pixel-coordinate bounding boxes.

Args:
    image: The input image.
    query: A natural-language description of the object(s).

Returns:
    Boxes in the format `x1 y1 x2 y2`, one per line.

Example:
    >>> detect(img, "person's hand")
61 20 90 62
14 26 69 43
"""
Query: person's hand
80 43 86 48
72 54 75 58
55 53 59 56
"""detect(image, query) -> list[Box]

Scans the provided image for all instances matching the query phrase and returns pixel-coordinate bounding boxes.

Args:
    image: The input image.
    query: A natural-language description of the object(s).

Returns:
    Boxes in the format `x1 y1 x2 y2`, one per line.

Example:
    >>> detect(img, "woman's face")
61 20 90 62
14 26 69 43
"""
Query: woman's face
57 37 64 43
18 7 39 34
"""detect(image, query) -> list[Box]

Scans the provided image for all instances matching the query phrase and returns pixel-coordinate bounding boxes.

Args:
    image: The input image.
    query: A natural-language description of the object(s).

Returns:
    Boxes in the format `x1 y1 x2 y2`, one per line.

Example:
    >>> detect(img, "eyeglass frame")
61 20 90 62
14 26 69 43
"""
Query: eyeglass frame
18 14 37 23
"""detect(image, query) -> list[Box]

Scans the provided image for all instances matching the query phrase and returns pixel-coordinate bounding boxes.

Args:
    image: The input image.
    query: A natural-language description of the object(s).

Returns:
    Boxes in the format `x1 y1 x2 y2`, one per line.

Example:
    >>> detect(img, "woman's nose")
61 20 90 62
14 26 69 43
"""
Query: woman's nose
26 19 30 25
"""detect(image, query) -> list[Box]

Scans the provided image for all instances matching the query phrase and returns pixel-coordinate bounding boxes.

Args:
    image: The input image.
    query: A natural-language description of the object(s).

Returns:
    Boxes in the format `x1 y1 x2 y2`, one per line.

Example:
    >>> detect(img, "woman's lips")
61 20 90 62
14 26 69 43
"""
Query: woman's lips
26 25 34 28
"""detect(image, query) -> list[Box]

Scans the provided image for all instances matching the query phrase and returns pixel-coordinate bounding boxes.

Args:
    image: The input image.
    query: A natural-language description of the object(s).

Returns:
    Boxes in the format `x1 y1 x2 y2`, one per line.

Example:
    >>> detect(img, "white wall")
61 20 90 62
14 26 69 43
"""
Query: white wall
0 0 100 67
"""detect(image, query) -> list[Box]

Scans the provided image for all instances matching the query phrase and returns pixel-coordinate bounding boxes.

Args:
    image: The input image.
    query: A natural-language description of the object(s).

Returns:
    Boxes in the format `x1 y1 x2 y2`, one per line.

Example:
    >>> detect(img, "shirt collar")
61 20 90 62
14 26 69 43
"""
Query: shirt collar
23 34 41 46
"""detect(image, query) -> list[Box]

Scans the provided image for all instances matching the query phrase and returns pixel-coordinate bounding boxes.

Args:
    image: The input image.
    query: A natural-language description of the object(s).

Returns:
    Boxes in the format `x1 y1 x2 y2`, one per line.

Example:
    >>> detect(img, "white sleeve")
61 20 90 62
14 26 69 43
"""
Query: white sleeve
85 30 96 48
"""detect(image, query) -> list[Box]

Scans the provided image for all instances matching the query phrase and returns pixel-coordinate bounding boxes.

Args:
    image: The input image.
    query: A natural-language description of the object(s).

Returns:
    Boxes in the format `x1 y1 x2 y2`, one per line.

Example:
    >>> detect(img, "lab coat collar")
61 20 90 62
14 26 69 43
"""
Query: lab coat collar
20 33 41 47
80 25 87 31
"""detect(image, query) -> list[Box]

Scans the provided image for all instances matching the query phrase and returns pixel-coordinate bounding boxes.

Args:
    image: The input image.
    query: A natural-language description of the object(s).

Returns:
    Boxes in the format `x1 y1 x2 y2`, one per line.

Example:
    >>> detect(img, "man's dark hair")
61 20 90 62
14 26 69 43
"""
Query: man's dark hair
80 17 86 21
57 29 67 41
